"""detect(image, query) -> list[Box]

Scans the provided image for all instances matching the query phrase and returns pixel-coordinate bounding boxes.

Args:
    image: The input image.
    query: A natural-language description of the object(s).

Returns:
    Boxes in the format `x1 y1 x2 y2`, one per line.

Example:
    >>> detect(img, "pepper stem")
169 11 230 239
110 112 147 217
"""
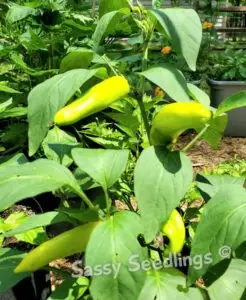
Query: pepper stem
182 124 210 152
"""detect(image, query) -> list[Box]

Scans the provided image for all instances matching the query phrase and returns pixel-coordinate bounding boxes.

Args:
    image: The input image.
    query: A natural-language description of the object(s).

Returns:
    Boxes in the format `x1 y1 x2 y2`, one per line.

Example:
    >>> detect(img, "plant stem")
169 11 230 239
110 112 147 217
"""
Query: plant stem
182 124 210 152
103 187 111 216
74 188 94 209
139 41 151 143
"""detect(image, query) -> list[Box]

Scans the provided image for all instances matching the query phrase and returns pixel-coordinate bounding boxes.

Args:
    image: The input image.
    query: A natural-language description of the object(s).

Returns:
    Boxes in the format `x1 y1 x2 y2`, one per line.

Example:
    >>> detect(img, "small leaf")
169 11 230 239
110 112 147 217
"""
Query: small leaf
42 127 79 167
134 146 192 242
202 114 228 149
72 148 129 189
99 0 129 18
142 65 190 102
216 91 246 115
60 49 94 73
48 276 89 300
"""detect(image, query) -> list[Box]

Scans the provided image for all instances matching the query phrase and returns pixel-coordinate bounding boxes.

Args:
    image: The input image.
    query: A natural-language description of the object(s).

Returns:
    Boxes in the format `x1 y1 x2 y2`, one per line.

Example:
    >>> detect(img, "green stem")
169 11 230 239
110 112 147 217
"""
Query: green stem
103 187 111 216
182 124 210 152
73 188 94 209
139 41 151 143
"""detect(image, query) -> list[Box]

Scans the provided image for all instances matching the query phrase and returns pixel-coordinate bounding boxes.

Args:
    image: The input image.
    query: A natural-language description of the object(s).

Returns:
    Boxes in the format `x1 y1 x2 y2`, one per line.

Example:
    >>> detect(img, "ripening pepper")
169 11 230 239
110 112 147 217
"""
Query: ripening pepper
14 222 99 273
150 102 211 146
54 76 130 126
162 209 185 255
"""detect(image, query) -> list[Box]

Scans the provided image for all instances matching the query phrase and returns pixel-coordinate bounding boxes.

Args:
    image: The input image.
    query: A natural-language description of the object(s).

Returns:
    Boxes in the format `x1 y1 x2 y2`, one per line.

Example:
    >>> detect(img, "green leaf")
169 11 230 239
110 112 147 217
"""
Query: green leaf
0 159 82 212
105 112 140 137
0 153 28 170
60 49 94 73
0 248 29 292
42 127 79 167
28 69 97 156
150 8 202 71
57 207 100 223
5 212 71 237
216 91 246 115
202 114 228 149
6 4 36 23
188 185 246 284
0 81 21 94
92 11 122 49
196 174 244 199
139 269 205 300
99 0 129 18
188 83 210 107
72 148 129 189
10 52 57 76
85 211 147 300
141 65 190 102
0 107 27 119
207 259 246 300
48 276 89 300
134 146 192 242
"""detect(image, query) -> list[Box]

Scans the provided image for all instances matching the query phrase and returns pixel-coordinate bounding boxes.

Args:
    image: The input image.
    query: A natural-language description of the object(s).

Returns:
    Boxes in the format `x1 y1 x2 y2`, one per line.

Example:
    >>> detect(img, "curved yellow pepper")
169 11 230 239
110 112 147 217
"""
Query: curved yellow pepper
54 76 130 126
150 102 211 146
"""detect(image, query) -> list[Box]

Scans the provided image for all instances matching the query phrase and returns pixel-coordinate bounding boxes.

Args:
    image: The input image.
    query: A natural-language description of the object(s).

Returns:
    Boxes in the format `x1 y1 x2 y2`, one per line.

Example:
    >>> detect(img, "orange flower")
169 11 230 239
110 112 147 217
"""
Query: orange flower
202 21 213 30
161 46 172 56
155 87 165 98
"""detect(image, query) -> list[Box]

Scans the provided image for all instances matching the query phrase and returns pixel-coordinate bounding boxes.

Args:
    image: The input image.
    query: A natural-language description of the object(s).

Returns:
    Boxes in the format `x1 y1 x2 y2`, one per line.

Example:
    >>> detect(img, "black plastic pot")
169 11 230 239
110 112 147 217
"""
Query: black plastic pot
209 79 246 137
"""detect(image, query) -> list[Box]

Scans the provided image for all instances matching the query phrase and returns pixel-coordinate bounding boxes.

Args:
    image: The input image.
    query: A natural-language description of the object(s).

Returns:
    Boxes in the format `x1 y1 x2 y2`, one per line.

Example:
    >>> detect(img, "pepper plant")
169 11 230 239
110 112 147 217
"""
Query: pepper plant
1 1 246 300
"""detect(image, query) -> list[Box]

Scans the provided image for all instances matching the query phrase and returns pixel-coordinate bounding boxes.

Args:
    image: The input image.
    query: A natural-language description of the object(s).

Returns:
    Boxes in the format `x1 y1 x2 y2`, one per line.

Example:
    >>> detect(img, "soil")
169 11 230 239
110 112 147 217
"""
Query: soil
178 134 246 173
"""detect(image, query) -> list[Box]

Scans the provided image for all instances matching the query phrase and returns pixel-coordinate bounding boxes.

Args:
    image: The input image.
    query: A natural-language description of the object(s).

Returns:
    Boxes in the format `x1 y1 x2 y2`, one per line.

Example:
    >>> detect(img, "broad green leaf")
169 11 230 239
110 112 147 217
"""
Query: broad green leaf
0 248 29 293
142 65 190 102
202 114 228 149
139 269 205 300
99 0 129 18
6 4 36 23
42 127 79 167
5 212 71 237
196 174 244 199
48 276 89 300
134 146 192 242
188 83 210 107
0 159 83 212
28 69 97 156
207 259 246 300
92 11 122 49
60 49 94 73
188 185 246 284
150 8 202 70
72 148 129 189
215 91 246 115
85 211 147 300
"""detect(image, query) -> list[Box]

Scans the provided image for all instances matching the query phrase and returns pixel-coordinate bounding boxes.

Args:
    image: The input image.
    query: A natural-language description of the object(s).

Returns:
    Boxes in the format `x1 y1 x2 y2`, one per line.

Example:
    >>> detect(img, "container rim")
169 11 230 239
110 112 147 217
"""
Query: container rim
208 79 246 86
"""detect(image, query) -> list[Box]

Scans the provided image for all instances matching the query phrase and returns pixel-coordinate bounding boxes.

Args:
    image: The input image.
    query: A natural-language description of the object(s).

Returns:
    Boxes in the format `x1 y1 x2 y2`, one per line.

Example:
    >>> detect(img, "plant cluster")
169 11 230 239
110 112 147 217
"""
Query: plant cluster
0 1 246 300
